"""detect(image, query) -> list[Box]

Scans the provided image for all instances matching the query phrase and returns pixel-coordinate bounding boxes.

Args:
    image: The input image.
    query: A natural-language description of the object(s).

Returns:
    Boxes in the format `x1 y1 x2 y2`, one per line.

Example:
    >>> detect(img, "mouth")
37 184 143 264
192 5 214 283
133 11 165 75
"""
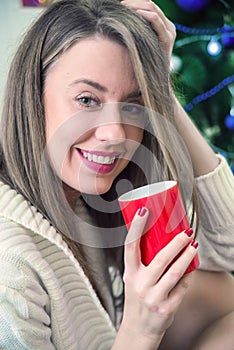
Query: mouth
79 149 119 164
76 148 122 174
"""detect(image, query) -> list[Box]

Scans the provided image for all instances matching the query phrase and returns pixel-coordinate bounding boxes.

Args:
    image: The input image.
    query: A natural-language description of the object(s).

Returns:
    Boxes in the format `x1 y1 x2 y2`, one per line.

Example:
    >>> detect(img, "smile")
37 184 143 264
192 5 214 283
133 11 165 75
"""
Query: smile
76 148 121 174
80 150 116 165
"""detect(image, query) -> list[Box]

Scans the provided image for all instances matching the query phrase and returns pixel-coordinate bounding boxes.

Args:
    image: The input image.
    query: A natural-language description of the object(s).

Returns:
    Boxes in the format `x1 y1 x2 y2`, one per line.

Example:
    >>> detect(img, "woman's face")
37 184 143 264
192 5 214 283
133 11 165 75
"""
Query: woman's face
44 36 144 195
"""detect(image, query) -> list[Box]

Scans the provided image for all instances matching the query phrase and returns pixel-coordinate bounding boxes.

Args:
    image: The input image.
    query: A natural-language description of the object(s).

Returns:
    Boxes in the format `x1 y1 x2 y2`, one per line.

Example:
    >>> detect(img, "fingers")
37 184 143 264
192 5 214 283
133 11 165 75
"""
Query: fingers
120 0 175 35
144 230 196 285
153 238 198 298
120 0 176 62
124 207 149 274
124 208 198 290
136 10 176 56
158 274 193 316
121 0 165 21
143 243 196 320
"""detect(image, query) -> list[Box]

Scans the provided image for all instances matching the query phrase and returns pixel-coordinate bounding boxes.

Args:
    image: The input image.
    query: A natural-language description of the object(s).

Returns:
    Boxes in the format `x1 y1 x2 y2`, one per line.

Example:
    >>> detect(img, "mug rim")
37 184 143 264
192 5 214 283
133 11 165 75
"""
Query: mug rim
118 180 177 202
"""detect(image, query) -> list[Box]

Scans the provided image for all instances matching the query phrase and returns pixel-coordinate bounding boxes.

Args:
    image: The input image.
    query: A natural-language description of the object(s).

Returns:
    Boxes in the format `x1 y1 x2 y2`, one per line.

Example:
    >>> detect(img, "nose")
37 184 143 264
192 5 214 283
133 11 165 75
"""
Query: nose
95 122 126 143
94 104 126 143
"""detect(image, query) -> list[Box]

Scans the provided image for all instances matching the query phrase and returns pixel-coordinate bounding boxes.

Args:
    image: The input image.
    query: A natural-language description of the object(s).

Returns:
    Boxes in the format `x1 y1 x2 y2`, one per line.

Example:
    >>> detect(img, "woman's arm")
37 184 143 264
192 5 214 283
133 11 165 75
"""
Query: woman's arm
194 155 234 271
172 97 219 176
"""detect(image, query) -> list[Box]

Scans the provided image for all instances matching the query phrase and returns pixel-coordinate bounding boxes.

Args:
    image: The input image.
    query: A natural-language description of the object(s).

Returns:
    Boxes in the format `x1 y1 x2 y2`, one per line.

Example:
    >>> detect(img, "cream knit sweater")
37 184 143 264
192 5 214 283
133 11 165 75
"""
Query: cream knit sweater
0 155 233 349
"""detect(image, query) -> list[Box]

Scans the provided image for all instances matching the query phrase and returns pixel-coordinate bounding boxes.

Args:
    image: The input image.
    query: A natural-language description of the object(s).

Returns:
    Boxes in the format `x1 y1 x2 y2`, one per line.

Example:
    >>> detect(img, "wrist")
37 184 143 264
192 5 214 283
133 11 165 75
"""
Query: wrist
171 95 186 127
112 321 164 350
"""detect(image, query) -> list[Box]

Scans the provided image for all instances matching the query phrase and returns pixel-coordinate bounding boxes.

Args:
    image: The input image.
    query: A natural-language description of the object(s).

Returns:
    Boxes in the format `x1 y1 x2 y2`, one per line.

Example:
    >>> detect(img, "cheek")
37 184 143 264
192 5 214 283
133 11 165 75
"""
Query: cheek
125 125 144 146
44 94 60 143
43 91 75 143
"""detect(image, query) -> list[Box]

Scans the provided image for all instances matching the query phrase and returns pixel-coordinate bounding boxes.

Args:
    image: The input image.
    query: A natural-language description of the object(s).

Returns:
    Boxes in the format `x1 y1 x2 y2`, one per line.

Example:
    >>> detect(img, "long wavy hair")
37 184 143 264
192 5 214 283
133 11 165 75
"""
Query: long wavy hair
0 0 198 275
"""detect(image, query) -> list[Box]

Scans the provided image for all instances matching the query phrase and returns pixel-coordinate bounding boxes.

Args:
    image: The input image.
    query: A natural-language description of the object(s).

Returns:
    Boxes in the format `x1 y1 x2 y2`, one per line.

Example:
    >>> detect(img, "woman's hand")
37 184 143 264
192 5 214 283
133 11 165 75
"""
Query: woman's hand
120 0 176 65
119 207 198 348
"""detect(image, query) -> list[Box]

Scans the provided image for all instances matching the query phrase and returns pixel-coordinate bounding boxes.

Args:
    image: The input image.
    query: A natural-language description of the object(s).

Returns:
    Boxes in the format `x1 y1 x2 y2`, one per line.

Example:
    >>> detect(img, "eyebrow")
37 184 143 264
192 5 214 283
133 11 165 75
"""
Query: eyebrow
70 78 142 99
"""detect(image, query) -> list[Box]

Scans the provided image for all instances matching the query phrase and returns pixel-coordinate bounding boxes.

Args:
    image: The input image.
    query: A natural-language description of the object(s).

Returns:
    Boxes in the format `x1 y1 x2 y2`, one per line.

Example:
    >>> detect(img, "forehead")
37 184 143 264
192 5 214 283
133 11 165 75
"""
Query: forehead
45 36 138 94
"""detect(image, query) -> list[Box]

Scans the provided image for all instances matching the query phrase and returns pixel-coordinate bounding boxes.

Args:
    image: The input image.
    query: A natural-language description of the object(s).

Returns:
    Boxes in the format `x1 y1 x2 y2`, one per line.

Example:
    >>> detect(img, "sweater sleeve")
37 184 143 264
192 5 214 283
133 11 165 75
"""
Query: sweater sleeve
195 154 234 271
0 253 55 350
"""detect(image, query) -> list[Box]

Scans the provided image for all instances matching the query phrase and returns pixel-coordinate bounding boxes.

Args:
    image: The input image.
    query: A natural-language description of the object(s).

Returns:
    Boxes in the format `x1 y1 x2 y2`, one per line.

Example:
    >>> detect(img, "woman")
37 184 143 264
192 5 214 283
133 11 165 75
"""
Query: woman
0 0 234 349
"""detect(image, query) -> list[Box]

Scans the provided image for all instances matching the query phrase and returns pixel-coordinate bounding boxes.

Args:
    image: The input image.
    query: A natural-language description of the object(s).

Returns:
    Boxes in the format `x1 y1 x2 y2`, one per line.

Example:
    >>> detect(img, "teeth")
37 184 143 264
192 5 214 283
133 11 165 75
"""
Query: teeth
81 151 116 165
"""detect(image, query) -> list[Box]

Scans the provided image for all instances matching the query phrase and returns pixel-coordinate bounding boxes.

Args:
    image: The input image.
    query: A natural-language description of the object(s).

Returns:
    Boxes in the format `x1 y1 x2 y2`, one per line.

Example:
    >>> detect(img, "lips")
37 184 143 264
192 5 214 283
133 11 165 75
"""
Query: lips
76 148 121 174
79 149 119 165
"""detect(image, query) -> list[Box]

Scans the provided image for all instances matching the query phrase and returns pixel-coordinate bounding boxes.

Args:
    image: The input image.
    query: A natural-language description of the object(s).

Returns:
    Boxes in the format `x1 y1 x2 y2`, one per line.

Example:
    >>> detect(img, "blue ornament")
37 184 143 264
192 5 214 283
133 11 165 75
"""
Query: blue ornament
176 0 212 13
225 114 234 130
221 26 234 49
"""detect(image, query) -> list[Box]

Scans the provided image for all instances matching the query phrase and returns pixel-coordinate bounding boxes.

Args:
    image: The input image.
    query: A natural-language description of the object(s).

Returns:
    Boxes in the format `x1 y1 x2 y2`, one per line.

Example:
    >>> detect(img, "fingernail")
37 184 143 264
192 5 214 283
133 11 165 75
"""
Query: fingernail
184 228 193 237
138 207 147 217
191 240 199 249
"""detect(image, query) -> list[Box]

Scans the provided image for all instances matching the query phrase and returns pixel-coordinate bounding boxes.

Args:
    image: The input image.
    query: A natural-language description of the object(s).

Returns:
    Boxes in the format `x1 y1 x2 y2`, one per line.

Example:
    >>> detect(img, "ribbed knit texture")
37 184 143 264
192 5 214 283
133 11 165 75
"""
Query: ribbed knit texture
0 154 233 348
0 183 116 349
195 155 234 229
195 155 234 270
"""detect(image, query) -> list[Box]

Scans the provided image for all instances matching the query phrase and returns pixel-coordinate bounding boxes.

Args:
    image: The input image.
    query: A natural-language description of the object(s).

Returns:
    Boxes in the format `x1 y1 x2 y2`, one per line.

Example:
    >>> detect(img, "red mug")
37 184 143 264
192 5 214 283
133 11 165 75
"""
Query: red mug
118 181 199 274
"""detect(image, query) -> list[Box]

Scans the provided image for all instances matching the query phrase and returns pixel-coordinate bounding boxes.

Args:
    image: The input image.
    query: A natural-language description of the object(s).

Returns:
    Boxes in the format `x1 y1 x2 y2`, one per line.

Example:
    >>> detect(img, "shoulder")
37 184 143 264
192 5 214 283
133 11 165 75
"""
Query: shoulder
0 180 73 282
195 154 233 193
0 179 68 253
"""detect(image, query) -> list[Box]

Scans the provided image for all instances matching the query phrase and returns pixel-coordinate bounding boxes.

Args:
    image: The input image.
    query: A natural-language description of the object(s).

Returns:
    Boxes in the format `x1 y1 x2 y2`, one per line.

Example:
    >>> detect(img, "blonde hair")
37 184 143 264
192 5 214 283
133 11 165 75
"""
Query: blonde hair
0 0 198 272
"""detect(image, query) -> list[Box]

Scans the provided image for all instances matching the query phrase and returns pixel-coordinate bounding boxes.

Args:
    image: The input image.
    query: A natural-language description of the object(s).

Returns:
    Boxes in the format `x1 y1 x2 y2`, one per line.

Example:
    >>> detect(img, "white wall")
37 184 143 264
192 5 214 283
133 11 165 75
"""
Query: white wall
0 0 42 107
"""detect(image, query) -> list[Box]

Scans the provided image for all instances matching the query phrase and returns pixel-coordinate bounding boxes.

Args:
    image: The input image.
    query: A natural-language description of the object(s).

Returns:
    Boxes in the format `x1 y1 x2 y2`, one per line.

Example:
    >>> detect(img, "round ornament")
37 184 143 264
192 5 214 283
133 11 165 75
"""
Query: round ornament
176 0 212 13
170 55 183 72
225 114 234 130
221 26 234 49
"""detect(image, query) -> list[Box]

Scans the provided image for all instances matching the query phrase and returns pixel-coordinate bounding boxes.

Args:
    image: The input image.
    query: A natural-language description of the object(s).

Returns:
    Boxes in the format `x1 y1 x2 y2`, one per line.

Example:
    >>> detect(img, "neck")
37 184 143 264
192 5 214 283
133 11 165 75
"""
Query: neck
62 182 81 209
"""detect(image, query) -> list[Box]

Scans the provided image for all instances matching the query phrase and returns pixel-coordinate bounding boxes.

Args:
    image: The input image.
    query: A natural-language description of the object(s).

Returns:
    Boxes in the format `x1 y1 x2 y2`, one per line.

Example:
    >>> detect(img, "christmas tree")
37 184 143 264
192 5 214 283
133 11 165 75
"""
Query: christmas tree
154 0 234 172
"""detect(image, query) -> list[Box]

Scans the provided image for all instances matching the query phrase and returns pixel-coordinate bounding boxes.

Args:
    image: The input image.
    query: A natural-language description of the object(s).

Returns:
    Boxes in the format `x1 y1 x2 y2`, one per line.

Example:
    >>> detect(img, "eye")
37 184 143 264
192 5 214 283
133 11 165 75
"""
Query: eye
121 103 145 116
121 102 148 127
75 93 101 109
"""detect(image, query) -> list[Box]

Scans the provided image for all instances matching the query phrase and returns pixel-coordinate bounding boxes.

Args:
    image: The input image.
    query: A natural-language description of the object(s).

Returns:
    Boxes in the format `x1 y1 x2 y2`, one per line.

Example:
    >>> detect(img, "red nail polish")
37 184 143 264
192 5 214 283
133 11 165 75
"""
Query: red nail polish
184 228 193 237
138 207 147 217
191 240 199 249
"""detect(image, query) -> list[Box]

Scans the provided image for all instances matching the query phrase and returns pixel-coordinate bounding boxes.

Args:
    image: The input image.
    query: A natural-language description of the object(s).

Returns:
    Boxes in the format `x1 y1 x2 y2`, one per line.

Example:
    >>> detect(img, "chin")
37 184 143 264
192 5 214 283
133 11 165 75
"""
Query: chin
79 178 114 196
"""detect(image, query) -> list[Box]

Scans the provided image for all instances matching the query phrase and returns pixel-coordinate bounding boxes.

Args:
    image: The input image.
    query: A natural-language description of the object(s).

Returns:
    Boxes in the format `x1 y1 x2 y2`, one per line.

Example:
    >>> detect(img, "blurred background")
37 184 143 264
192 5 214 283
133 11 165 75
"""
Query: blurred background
156 0 234 172
0 0 234 171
